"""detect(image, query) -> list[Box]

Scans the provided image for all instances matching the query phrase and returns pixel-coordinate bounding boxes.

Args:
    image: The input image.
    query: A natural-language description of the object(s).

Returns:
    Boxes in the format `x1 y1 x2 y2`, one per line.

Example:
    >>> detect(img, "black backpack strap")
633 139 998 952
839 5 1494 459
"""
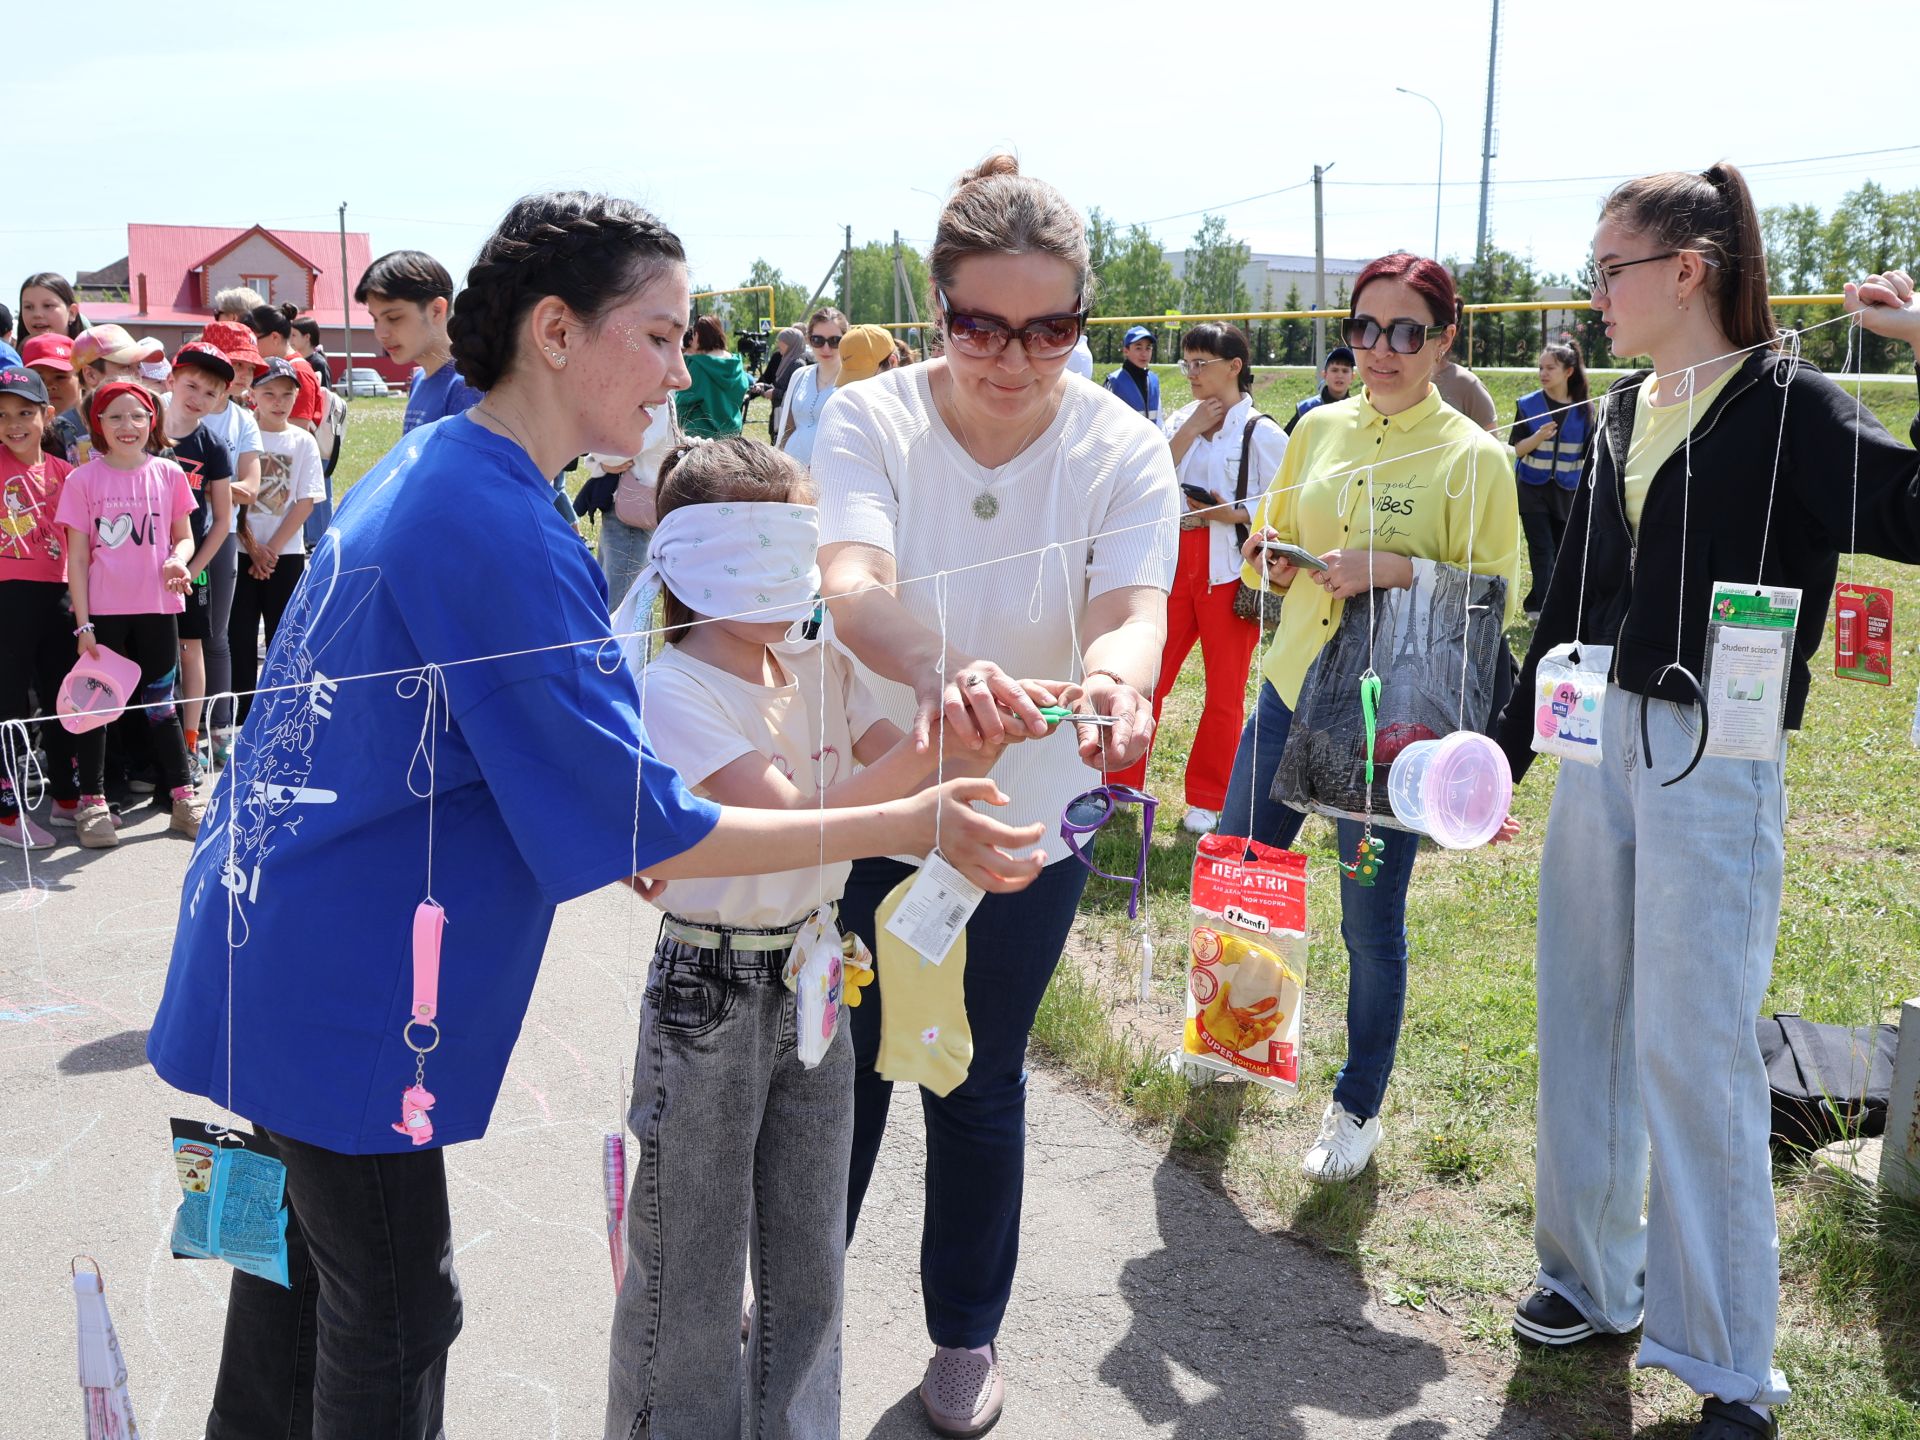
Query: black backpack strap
1233 412 1277 550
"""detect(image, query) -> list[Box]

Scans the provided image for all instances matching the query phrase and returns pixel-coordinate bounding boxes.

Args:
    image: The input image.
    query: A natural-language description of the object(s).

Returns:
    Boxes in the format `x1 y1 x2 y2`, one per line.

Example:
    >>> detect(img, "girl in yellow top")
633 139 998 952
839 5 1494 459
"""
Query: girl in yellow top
1222 252 1518 1184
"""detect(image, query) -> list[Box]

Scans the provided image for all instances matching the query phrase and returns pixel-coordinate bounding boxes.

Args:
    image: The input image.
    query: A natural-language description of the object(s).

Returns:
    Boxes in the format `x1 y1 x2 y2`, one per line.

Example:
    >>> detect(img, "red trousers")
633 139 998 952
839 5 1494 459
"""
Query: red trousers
1113 525 1259 809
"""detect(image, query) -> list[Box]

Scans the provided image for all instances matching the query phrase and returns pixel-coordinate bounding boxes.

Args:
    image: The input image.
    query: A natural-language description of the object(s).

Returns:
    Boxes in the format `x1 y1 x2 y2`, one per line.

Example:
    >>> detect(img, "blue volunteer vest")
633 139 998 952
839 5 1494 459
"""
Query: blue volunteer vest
1515 389 1589 491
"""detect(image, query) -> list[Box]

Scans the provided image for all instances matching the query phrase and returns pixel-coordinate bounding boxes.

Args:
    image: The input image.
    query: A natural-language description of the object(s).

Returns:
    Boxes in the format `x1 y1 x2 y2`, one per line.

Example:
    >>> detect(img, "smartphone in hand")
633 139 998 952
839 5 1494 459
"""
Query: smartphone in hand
1259 540 1329 573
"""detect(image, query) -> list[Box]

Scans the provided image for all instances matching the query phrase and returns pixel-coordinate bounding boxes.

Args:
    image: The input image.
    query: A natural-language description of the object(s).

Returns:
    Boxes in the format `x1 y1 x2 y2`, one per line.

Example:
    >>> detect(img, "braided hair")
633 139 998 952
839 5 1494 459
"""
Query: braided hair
448 193 686 392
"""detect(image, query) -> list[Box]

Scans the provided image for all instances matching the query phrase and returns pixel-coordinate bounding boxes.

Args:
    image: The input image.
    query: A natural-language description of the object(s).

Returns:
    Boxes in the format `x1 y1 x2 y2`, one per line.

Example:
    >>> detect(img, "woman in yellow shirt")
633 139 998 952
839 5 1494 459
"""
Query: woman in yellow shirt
1222 252 1518 1183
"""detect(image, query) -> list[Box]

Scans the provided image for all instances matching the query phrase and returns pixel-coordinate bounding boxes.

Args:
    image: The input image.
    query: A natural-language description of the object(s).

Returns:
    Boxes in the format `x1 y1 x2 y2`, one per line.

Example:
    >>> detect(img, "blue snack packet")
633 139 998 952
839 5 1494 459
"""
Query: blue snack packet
169 1118 291 1288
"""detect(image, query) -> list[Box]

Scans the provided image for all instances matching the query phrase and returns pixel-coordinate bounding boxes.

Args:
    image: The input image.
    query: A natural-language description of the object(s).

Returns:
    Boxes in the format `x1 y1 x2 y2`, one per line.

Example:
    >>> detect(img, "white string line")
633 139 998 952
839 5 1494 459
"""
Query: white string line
933 572 949 858
64 308 1877 731
1846 318 1864 581
1756 327 1806 587
400 666 449 903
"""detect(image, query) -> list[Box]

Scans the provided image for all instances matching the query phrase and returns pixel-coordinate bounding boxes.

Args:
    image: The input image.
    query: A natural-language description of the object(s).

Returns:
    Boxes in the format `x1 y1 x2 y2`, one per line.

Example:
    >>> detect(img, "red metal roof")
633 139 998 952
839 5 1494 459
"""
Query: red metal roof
120 223 378 328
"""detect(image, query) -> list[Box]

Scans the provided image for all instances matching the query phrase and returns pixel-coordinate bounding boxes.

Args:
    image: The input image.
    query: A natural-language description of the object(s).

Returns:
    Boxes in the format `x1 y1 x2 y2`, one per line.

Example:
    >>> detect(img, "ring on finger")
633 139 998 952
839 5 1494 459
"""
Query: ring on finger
962 674 988 689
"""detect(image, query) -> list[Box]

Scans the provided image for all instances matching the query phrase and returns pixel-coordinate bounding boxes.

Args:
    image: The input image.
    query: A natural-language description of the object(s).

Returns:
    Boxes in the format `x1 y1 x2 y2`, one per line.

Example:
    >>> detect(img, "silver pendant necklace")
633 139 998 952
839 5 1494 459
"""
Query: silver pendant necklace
945 380 1057 521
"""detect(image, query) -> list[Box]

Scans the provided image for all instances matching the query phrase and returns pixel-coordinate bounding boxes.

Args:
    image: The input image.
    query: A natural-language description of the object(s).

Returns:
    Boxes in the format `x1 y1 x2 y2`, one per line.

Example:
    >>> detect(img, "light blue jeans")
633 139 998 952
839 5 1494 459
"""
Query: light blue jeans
598 516 651 609
1533 685 1789 1406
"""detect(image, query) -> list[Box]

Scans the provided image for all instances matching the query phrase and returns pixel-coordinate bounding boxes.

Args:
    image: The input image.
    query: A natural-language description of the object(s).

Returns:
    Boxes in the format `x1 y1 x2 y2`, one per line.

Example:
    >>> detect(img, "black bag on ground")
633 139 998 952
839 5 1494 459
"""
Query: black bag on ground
1757 1011 1899 1149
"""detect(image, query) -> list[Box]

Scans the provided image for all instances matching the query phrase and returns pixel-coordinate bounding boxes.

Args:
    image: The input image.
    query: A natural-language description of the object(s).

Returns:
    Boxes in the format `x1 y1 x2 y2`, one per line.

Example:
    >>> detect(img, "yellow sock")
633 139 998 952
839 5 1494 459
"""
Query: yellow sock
873 874 973 1098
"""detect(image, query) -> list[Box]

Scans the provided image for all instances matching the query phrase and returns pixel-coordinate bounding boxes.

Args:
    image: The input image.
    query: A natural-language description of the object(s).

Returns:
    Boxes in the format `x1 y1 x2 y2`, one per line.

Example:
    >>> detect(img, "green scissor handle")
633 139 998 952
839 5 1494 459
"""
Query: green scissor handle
1037 705 1120 728
1359 672 1381 789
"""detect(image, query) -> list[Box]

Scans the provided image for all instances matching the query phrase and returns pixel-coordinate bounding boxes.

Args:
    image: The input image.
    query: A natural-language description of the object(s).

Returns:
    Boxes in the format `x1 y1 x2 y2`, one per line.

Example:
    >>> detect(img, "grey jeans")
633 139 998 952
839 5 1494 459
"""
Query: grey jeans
605 926 852 1440
1533 687 1790 1406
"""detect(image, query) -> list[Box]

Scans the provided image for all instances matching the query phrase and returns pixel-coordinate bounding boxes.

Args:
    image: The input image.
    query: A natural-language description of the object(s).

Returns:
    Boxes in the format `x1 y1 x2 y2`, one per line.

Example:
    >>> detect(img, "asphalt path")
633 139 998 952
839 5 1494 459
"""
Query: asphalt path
2 806 1545 1438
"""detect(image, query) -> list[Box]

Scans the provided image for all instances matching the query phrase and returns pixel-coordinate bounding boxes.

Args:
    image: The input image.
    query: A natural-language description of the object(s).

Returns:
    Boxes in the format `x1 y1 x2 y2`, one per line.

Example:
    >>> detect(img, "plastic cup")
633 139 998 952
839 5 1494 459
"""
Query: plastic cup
1385 731 1513 849
57 644 143 734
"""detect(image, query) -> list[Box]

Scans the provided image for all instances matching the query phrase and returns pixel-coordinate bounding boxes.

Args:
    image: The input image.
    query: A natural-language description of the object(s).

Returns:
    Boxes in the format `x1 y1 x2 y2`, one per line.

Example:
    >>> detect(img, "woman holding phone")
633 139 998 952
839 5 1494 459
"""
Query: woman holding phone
1112 322 1285 834
1224 252 1518 1185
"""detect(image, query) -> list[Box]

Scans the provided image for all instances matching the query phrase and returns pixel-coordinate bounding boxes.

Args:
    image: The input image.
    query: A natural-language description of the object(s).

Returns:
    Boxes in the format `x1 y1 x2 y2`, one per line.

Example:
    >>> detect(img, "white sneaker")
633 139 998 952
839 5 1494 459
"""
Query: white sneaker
1182 807 1219 835
1302 1100 1382 1182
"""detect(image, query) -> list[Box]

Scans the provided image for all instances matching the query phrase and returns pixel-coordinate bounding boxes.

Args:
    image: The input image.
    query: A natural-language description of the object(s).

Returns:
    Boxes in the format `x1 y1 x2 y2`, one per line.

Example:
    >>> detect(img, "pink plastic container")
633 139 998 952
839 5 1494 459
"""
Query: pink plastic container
1386 731 1513 849
57 645 142 734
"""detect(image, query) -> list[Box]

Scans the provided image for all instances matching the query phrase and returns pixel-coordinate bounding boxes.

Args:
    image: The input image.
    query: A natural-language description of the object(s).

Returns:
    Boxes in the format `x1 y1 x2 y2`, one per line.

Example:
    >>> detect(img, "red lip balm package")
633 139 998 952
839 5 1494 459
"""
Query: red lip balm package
1833 582 1893 685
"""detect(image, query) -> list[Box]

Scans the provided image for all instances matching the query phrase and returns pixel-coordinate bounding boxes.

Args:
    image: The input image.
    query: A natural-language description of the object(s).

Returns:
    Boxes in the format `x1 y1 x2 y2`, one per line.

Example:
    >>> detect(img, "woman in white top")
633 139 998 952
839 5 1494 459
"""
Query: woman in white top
778 305 847 464
1112 322 1285 834
814 153 1176 1438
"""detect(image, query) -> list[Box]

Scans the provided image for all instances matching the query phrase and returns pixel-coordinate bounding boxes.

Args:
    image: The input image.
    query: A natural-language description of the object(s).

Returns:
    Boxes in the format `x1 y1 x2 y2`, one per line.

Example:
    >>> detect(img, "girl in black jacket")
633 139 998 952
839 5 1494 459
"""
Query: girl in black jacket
1493 162 1920 1440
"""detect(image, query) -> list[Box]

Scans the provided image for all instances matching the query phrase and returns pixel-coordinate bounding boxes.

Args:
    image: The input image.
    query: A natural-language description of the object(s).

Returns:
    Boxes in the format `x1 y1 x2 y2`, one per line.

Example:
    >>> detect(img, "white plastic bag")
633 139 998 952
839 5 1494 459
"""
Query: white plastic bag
1530 643 1610 765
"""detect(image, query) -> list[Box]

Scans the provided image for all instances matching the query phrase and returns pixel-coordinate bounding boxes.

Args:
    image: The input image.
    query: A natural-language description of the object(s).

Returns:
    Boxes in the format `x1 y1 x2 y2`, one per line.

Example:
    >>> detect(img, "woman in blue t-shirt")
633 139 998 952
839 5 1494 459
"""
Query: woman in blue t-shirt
149 191 1047 1440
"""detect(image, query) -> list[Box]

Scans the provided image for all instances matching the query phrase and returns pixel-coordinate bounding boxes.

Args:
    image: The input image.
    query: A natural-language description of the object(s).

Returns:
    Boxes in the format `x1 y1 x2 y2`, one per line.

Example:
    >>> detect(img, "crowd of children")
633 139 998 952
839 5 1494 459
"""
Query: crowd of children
0 274 360 850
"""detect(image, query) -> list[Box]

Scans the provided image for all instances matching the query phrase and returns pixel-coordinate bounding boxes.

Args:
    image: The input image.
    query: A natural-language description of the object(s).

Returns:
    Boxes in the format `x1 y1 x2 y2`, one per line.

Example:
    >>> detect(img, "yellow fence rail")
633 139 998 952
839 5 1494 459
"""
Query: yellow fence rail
692 285 775 330
873 296 1853 366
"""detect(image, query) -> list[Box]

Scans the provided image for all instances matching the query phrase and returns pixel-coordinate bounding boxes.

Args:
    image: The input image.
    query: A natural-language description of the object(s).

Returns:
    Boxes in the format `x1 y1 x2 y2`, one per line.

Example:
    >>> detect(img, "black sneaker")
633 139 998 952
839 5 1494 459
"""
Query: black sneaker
1513 1286 1597 1347
1693 1398 1776 1439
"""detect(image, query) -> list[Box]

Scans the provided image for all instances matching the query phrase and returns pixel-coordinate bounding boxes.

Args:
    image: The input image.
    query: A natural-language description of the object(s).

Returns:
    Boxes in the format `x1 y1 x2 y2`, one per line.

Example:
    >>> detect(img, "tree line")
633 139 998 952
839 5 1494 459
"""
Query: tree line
703 181 1918 374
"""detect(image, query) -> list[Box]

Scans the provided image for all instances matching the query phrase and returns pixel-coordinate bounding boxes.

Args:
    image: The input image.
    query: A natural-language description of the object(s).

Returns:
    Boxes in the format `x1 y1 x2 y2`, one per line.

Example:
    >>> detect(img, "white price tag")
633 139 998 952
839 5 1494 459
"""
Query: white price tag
882 850 983 964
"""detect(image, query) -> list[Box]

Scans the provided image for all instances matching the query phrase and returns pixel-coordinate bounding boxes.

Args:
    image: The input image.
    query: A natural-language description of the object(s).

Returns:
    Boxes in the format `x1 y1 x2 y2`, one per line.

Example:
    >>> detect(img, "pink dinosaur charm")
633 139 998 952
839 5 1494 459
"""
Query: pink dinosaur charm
393 1083 436 1145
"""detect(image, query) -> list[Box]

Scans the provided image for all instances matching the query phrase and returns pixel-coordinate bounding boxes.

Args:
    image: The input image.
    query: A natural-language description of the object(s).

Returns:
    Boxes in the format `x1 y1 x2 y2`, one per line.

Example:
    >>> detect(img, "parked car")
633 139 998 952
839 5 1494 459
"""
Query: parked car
333 367 393 397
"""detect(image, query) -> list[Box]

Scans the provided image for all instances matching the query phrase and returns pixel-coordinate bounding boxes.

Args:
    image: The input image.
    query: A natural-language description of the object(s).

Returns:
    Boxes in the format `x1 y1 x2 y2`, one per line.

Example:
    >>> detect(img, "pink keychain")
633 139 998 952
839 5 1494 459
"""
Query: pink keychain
395 900 446 1144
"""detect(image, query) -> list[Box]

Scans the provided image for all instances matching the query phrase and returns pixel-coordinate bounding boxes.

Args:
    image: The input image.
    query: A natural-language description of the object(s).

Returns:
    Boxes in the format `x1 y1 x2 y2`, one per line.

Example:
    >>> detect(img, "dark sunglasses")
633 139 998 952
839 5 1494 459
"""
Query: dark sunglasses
1060 783 1157 920
1344 314 1450 355
937 289 1087 360
808 332 841 349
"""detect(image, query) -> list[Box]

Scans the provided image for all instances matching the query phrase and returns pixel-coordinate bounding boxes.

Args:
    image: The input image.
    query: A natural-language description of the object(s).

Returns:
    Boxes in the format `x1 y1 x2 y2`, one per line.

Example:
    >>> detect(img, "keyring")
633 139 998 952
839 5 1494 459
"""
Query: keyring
403 1019 441 1055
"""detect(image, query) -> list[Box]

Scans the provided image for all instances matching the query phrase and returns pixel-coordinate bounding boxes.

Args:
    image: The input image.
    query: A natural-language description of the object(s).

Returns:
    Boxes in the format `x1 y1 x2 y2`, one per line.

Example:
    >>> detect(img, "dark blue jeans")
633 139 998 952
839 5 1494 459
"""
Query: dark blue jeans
1219 681 1419 1122
841 854 1089 1350
206 1127 461 1440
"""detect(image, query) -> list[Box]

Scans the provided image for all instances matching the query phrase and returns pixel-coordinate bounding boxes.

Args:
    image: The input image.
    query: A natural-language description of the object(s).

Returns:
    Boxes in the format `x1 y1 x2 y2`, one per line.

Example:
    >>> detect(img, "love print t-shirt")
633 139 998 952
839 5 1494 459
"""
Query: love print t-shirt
53 454 197 615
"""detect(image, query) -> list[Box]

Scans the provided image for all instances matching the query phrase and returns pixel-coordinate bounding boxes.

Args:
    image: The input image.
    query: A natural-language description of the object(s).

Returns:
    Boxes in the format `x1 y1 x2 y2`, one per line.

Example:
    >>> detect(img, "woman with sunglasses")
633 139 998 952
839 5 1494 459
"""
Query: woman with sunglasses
779 305 848 464
1228 251 1518 1184
1490 164 1920 1440
813 153 1176 1437
1112 322 1286 836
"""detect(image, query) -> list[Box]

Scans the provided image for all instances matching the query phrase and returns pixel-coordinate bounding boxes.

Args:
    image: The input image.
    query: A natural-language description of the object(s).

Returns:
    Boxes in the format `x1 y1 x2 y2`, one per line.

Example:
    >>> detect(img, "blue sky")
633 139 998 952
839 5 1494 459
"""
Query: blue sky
9 0 1916 312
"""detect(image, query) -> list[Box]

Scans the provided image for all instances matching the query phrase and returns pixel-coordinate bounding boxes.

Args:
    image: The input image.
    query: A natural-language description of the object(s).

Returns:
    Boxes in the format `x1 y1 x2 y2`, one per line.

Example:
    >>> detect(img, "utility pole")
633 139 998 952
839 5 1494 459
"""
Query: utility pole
840 224 852 317
338 202 352 394
1312 163 1333 367
892 230 903 325
1475 0 1501 265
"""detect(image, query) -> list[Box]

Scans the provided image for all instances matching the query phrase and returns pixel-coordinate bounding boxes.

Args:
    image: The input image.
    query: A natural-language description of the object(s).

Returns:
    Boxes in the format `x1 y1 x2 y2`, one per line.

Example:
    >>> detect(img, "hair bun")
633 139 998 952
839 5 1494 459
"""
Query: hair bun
278 301 299 321
958 153 1021 188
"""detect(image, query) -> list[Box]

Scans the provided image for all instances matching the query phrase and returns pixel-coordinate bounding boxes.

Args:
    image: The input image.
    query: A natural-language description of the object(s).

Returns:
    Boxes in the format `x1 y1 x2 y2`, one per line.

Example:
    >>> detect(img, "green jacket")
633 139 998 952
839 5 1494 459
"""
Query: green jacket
677 352 750 438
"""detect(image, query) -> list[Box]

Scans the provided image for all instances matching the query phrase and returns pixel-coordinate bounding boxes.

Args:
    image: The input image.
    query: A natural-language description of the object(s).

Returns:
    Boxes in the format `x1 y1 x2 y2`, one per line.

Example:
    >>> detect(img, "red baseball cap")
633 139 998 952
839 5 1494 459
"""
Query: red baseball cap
200 320 265 373
21 333 74 373
86 380 160 454
172 340 237 384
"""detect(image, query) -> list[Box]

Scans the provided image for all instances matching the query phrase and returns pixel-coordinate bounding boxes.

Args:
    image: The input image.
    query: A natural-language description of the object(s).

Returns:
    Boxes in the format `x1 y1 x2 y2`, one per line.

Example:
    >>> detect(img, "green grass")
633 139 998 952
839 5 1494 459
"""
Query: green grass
1051 370 1920 1434
332 372 1920 1437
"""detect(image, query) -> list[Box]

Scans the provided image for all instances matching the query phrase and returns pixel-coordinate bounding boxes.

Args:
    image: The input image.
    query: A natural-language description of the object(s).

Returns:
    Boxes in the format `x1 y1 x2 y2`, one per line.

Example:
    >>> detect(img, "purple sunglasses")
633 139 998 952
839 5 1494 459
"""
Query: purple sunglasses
1060 783 1157 920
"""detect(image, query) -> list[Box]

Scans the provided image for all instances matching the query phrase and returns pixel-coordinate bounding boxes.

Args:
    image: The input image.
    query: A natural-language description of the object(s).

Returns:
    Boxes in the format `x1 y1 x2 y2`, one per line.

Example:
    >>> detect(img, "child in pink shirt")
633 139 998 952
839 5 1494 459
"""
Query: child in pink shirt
53 381 202 846
0 365 78 847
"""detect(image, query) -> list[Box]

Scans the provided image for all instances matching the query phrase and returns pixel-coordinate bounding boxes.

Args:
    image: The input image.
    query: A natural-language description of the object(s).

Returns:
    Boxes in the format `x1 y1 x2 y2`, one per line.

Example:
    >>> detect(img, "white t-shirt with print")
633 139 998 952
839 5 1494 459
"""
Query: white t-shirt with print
1161 395 1289 585
814 367 1178 864
247 426 327 555
200 401 263 467
640 638 888 928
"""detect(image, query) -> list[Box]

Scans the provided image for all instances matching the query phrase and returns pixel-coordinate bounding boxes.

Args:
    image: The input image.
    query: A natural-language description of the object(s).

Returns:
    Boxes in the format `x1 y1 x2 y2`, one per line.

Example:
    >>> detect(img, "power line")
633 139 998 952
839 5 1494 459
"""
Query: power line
1327 143 1920 189
1120 180 1313 229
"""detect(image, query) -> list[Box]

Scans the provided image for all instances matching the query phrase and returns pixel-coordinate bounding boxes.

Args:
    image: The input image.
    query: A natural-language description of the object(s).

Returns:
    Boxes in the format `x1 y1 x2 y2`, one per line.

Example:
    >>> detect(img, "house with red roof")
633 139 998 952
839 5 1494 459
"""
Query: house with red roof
72 223 405 381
